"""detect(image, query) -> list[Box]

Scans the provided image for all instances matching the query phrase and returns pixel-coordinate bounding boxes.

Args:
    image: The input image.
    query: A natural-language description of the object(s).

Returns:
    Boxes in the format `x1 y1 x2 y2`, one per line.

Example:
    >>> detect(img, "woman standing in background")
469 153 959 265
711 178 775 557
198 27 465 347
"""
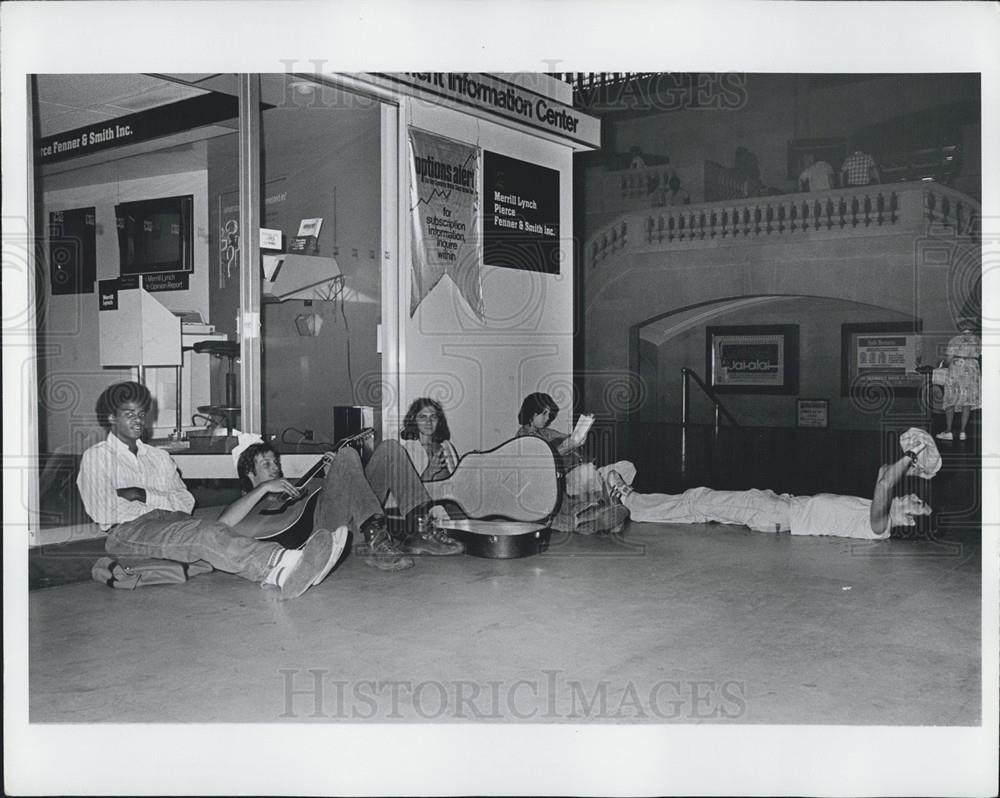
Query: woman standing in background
937 317 981 441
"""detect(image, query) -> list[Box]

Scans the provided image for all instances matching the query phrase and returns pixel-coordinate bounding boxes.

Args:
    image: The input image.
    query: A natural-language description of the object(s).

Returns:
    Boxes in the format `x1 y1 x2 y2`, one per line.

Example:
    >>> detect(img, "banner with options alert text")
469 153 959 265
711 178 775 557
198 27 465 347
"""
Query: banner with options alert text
408 128 483 319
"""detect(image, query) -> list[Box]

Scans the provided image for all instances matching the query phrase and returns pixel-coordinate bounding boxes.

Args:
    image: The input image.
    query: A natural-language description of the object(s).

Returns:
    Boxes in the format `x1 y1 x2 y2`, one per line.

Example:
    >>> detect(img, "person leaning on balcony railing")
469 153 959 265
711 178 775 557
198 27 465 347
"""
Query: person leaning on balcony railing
798 153 836 192
840 149 881 187
656 175 691 207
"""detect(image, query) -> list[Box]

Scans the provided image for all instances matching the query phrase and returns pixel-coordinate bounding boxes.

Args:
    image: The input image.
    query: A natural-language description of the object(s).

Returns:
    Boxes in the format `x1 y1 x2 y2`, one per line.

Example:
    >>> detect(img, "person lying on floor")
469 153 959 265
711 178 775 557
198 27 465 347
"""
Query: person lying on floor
77 381 343 599
605 434 938 540
222 438 463 571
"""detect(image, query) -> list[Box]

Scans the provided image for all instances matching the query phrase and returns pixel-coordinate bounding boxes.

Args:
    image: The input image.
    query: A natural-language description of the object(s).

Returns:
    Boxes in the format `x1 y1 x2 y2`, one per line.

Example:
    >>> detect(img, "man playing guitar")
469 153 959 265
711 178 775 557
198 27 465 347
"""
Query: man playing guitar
223 436 463 570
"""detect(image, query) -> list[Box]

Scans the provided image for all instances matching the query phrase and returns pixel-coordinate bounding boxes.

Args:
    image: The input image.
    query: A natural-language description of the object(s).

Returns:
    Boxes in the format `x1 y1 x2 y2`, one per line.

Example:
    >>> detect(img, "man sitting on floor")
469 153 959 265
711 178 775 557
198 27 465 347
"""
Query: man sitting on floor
77 381 343 599
606 431 938 540
223 438 463 572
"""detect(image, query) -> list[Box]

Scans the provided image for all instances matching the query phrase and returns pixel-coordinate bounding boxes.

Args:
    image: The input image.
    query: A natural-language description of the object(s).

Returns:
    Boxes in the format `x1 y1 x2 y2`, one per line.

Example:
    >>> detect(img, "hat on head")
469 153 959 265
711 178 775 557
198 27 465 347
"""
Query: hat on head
899 428 942 479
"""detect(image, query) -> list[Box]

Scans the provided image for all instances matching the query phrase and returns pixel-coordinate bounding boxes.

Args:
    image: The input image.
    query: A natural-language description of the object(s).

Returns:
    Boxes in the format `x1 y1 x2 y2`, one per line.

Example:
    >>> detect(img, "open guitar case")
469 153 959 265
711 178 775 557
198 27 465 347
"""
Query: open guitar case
413 442 628 558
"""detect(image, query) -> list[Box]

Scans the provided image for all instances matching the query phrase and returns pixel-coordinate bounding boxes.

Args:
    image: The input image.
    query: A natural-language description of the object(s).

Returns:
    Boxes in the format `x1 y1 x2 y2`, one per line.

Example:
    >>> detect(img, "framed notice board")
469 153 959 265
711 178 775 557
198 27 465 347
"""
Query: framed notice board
707 324 799 394
797 399 829 428
841 321 923 397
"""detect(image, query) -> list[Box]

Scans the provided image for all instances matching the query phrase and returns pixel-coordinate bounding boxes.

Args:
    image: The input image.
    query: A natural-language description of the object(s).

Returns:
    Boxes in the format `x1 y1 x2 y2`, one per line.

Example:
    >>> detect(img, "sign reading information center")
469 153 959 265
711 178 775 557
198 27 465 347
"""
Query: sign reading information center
377 73 600 149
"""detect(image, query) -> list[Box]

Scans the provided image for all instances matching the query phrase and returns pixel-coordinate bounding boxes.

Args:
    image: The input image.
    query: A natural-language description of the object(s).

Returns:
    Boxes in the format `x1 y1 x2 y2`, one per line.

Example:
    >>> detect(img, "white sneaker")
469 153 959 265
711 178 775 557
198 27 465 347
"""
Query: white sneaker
263 548 303 589
958 432 967 441
272 529 336 600
312 525 348 586
935 431 953 441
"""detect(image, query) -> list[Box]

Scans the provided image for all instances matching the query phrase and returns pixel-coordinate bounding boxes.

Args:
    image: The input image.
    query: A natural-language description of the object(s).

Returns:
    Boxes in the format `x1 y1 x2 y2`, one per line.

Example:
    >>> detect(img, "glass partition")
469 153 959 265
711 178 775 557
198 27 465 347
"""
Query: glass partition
33 73 241 527
256 75 384 447
32 72 387 533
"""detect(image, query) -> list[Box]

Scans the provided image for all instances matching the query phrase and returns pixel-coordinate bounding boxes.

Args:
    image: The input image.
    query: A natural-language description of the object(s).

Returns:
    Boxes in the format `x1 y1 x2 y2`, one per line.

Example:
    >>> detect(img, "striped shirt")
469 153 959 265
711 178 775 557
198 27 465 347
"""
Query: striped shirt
77 433 195 530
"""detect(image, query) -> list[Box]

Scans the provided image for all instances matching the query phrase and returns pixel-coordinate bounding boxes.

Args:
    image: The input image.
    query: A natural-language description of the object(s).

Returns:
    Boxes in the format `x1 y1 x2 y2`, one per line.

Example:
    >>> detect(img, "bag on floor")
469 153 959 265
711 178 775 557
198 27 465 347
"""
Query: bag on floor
91 557 213 590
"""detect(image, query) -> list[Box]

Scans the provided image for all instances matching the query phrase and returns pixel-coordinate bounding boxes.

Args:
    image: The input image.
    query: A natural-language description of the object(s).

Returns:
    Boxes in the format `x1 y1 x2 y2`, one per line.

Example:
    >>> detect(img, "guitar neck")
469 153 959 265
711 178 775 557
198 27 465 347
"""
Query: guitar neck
294 458 327 489
290 428 375 489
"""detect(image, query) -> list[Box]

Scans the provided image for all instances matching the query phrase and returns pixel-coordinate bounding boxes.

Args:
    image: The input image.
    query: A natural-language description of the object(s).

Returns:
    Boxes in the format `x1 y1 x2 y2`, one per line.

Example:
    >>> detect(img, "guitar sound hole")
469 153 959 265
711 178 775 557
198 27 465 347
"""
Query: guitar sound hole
259 492 303 516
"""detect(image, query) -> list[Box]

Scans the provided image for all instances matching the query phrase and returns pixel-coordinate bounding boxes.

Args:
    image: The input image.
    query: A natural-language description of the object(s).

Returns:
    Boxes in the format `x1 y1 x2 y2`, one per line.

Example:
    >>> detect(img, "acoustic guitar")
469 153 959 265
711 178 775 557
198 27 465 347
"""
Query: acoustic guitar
232 428 375 549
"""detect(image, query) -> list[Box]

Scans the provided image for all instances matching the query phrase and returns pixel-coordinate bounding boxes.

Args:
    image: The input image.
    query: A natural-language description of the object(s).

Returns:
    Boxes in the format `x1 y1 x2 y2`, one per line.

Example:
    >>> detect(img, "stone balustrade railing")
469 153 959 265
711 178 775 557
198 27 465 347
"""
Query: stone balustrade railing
586 182 980 270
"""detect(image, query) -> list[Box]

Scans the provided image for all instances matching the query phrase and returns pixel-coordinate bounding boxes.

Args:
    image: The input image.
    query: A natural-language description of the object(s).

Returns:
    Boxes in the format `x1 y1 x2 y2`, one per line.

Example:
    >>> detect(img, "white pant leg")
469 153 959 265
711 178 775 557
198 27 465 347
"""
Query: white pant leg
626 487 791 531
686 488 792 532
624 487 704 523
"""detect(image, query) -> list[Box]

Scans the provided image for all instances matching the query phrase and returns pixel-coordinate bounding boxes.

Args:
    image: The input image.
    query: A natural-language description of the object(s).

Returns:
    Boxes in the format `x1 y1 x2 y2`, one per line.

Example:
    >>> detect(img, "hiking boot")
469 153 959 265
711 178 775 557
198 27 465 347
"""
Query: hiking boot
402 517 465 556
575 503 630 536
361 515 414 572
428 524 465 555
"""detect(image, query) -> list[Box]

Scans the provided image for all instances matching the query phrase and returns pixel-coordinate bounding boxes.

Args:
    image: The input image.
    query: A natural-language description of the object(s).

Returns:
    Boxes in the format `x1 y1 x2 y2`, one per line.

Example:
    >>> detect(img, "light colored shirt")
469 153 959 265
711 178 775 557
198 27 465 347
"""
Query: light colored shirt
946 333 980 359
401 438 459 480
77 433 195 530
799 160 835 191
790 493 885 540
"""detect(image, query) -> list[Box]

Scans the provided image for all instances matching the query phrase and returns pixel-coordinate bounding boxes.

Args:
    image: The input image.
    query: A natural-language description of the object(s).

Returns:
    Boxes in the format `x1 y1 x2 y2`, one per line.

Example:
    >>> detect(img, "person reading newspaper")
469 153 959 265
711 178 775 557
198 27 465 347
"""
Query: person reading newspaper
515 392 635 534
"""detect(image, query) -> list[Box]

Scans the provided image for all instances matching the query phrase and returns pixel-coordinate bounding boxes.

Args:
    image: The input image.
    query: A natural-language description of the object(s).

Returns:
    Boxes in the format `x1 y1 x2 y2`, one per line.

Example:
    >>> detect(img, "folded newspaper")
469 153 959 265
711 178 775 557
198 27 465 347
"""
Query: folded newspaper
568 413 594 447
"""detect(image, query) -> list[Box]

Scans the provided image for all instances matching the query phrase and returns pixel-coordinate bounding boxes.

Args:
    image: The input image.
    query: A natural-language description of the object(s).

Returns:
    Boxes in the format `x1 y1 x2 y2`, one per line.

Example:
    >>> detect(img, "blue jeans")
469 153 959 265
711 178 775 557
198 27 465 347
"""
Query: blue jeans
105 509 284 582
314 441 430 533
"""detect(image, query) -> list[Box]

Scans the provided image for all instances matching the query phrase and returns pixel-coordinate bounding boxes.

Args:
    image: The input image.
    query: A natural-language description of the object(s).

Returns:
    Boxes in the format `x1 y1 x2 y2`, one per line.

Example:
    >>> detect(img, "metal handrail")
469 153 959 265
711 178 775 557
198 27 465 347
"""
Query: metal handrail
680 367 740 434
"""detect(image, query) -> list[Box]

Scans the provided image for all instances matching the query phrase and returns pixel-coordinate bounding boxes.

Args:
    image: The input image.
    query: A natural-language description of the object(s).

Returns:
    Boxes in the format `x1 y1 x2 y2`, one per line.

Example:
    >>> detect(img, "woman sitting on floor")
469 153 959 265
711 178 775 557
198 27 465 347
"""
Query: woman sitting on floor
397 397 465 554
399 397 460 482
